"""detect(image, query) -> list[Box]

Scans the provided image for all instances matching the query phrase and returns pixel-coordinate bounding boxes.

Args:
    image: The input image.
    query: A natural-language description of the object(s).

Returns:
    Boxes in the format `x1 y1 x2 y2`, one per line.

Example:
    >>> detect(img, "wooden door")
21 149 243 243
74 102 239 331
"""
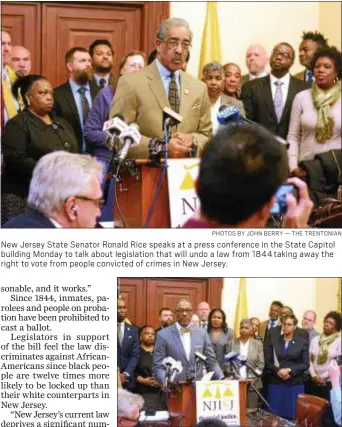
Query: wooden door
118 278 223 328
1 1 169 86
1 2 41 74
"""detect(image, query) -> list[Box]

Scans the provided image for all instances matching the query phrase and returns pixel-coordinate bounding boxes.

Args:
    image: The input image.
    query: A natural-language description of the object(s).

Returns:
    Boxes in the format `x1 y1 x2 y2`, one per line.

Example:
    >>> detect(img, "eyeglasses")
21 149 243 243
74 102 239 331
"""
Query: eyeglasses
272 50 293 60
176 309 193 314
75 196 105 209
161 38 192 51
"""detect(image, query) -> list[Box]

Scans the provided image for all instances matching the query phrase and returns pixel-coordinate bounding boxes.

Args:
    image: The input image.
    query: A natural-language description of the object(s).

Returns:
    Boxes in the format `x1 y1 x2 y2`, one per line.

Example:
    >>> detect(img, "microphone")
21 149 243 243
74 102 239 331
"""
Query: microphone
103 115 127 149
118 123 141 163
169 360 183 383
224 352 242 379
236 354 262 378
195 352 207 362
217 105 289 148
163 107 183 128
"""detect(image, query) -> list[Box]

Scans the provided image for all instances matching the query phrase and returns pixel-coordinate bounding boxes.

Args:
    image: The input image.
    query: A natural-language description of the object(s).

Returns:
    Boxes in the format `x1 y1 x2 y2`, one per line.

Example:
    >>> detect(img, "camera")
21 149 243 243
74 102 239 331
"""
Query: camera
270 184 298 215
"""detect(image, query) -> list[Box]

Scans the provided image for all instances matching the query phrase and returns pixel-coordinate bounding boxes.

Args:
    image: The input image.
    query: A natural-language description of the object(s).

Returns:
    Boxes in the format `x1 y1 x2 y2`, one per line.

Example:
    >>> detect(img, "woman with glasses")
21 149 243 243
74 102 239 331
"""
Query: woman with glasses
225 319 264 408
308 311 341 426
2 74 78 225
288 47 341 174
266 314 309 420
207 308 234 368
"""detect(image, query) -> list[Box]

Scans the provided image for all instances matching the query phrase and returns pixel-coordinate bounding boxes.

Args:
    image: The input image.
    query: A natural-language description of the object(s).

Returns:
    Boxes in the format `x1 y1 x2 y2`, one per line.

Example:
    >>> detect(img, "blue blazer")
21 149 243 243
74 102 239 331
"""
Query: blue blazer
117 322 140 389
266 334 309 386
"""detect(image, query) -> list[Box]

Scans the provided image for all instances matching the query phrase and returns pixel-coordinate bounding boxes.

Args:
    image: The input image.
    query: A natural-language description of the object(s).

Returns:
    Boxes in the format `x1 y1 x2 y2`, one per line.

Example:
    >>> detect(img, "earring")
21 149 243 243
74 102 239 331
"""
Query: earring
26 97 30 107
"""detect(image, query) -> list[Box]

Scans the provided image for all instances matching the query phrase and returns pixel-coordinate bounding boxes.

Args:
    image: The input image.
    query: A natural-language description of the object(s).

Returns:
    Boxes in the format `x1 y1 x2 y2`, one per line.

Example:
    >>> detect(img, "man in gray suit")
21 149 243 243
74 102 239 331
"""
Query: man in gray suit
153 299 223 389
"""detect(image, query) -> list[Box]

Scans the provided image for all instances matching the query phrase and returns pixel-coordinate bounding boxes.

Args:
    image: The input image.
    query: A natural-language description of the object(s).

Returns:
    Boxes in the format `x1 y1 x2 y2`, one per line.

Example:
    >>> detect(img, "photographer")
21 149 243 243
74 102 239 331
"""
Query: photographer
183 123 313 228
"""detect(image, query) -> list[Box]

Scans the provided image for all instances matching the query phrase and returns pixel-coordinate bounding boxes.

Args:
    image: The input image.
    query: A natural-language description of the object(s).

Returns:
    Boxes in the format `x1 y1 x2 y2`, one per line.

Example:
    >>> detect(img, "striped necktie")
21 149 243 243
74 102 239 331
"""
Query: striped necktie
78 87 90 125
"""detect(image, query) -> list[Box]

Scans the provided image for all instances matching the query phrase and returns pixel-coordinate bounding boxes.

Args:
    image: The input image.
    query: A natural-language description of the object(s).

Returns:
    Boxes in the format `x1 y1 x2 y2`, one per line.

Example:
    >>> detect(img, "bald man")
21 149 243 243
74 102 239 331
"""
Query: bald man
241 44 268 86
10 46 32 77
197 301 211 329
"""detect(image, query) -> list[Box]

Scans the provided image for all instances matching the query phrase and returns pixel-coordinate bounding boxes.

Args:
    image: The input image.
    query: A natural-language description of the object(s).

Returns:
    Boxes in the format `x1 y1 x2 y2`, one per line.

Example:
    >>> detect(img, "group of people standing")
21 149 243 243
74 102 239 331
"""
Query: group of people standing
117 296 341 425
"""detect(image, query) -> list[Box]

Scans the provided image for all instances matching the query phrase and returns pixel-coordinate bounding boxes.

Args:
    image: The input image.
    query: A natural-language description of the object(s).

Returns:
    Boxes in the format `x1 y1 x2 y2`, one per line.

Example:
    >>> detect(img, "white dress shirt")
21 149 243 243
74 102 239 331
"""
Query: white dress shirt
210 97 221 135
176 322 191 361
239 339 250 379
270 72 291 106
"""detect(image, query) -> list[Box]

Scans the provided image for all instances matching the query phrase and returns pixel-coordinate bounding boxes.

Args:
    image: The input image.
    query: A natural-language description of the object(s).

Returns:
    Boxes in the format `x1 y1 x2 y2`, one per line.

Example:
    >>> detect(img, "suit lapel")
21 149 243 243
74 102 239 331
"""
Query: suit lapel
179 72 193 119
261 76 277 121
147 62 170 112
280 76 296 123
171 324 188 362
64 82 82 128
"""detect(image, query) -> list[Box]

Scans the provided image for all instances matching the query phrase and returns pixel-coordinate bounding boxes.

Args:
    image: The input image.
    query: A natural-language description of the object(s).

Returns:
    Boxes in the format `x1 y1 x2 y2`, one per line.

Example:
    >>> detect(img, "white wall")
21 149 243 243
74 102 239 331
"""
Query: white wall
170 2 320 77
221 278 339 333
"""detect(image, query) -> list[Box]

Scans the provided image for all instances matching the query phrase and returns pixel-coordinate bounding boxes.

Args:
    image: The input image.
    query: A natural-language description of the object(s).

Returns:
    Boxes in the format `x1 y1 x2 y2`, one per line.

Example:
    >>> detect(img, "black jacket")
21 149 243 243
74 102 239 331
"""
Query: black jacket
240 75 309 139
53 81 98 152
266 334 309 386
2 109 78 197
3 210 55 229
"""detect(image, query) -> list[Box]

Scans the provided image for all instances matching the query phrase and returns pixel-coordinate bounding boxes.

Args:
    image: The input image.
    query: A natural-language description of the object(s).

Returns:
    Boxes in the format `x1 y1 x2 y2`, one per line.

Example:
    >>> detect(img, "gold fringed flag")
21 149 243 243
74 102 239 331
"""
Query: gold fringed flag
198 2 222 79
234 278 248 337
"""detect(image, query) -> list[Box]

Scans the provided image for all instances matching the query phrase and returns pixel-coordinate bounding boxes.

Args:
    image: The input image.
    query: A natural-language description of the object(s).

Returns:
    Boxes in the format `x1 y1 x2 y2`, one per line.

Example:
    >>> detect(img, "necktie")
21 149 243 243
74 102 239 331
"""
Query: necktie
99 78 106 89
2 74 18 120
274 81 284 123
306 70 314 85
180 327 192 335
169 72 180 113
118 324 123 345
202 322 207 329
78 87 90 125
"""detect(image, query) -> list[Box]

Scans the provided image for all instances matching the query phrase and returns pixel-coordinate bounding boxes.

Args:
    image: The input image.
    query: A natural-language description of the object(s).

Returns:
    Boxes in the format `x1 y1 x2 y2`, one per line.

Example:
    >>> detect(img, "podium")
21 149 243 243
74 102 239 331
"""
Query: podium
167 380 249 427
115 160 171 228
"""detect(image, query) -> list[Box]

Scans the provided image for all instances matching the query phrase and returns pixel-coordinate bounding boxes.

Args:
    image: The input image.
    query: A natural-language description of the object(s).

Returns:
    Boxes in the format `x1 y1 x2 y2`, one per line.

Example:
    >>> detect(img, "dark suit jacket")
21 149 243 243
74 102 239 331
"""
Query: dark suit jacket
240 75 309 139
53 81 97 152
3 210 55 229
117 322 140 389
266 334 309 386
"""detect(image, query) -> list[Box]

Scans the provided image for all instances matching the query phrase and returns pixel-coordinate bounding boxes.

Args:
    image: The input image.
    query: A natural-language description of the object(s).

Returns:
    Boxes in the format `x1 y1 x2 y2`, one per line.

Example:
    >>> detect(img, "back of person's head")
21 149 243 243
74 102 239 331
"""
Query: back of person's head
118 388 144 420
198 124 289 225
12 74 47 106
28 152 103 217
195 418 228 427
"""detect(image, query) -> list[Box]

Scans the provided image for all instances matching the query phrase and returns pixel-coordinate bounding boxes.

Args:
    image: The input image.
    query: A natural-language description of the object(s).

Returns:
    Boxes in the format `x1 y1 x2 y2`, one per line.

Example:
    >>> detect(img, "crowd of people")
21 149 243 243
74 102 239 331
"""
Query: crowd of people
1 17 341 228
117 296 342 426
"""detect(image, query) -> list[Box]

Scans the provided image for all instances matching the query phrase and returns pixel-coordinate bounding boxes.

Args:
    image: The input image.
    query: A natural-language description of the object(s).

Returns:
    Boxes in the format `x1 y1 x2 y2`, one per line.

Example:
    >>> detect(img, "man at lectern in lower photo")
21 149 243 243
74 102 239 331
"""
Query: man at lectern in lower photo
152 298 224 389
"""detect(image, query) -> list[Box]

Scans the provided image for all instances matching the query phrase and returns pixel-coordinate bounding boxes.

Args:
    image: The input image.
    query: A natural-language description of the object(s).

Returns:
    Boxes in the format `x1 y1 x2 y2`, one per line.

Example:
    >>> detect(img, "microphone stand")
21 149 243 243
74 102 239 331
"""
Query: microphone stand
103 133 120 206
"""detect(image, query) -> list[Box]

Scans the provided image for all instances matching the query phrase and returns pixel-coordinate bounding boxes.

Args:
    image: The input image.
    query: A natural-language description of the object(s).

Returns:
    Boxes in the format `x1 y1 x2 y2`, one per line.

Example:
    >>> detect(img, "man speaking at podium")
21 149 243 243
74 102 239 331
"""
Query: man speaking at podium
153 299 224 390
110 17 212 159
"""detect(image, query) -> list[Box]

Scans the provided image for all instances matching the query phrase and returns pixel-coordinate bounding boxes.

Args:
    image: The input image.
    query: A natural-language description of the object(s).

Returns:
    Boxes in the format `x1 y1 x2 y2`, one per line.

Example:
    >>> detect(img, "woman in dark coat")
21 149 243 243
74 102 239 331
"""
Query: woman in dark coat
266 314 309 420
1 74 78 224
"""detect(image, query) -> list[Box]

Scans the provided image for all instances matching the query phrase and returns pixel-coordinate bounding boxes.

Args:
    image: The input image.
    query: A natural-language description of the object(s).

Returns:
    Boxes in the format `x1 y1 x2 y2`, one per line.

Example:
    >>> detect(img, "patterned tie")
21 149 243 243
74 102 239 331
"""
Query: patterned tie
306 70 314 85
169 72 180 113
274 81 284 123
78 87 90 125
118 324 123 345
99 78 106 89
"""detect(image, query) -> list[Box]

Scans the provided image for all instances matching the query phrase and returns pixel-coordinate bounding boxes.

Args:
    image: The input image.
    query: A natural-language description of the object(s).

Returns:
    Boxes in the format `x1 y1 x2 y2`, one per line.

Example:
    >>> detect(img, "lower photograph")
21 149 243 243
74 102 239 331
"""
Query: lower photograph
116 277 341 427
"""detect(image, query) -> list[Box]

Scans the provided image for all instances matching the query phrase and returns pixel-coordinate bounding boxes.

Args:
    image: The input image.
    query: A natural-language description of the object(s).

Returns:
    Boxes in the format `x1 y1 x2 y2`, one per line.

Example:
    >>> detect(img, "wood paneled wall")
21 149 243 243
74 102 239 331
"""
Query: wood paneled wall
2 1 169 87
